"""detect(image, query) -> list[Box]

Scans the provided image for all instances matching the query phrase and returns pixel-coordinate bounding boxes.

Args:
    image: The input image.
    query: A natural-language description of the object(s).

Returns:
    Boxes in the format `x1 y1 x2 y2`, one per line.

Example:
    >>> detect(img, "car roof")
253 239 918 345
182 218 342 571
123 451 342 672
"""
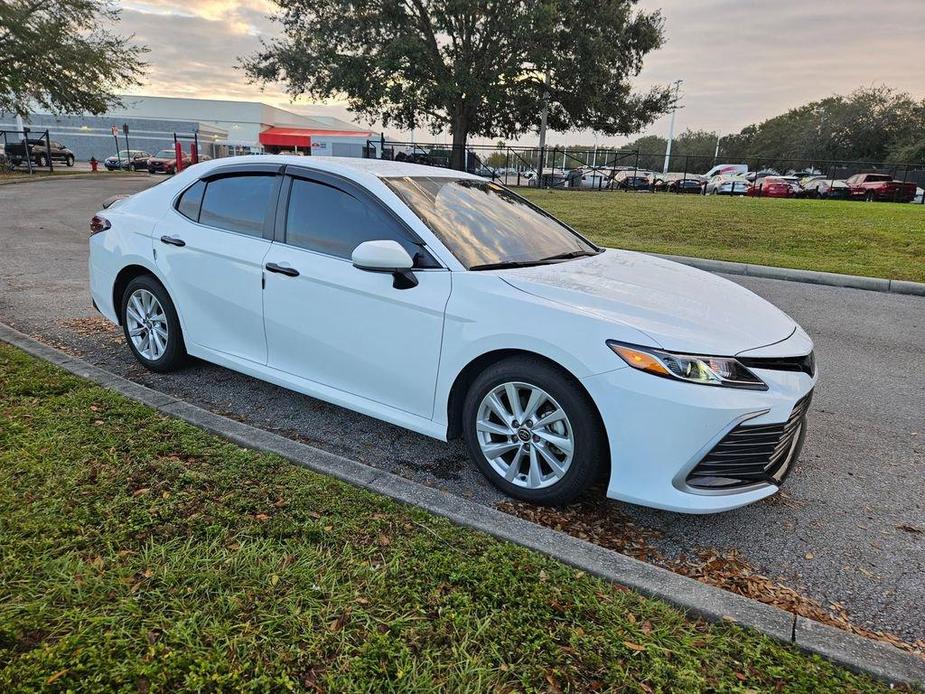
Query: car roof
195 155 484 181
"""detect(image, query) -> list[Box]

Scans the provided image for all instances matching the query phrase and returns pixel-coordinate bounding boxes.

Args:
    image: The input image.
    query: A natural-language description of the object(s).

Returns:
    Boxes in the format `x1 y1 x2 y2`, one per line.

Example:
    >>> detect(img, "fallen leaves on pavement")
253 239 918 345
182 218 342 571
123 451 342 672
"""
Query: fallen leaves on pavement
498 498 925 658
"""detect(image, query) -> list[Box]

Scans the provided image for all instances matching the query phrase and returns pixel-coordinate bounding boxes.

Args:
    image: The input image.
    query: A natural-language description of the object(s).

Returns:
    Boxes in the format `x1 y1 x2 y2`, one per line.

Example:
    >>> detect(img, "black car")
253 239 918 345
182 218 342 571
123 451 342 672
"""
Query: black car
5 138 75 167
104 150 151 171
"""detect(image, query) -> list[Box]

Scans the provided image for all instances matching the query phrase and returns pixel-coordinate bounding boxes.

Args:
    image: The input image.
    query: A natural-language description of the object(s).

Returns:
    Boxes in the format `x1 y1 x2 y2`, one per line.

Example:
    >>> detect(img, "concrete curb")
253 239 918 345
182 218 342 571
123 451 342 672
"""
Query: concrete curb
653 253 925 297
1 322 923 688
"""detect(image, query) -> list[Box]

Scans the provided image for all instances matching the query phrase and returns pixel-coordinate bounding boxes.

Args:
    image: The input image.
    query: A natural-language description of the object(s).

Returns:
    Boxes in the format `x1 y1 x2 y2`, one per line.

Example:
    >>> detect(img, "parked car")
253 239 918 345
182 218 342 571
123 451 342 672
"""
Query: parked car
746 176 795 198
147 149 191 174
846 172 917 202
5 138 75 167
705 174 749 195
611 170 654 191
89 156 816 513
915 187 924 204
800 176 850 200
105 150 151 171
655 173 705 194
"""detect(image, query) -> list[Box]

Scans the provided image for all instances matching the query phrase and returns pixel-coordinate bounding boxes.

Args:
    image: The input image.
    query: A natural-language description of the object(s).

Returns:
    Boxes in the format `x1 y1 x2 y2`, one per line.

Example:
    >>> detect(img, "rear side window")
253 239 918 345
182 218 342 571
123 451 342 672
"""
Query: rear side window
199 174 276 237
176 180 205 221
285 177 434 266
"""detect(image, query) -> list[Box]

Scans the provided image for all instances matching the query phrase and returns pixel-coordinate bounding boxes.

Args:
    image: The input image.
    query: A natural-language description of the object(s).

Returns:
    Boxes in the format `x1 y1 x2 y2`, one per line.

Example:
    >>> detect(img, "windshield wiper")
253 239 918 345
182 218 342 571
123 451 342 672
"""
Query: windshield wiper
469 260 545 271
534 249 601 263
469 249 601 272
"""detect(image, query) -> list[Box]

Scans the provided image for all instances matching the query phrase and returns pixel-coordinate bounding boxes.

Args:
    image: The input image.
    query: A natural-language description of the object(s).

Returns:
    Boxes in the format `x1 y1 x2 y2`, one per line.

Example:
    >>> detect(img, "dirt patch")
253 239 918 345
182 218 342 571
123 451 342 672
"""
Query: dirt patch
499 498 925 658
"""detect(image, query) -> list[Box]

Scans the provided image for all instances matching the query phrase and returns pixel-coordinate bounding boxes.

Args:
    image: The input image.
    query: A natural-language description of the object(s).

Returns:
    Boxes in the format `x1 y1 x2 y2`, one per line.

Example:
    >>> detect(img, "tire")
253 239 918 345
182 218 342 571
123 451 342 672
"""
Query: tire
65 155 74 167
120 275 186 372
36 154 47 167
462 356 606 505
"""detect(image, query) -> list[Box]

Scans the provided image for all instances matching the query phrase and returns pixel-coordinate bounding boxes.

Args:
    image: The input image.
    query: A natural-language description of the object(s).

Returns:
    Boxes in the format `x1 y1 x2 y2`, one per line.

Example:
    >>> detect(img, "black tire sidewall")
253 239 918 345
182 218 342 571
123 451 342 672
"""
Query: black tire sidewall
65 156 74 167
462 356 605 505
121 275 186 372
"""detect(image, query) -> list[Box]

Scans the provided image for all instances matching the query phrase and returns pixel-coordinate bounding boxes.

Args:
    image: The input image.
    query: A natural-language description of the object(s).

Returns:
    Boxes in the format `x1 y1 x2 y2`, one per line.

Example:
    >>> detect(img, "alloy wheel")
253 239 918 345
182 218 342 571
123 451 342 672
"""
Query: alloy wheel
475 381 574 489
125 288 169 360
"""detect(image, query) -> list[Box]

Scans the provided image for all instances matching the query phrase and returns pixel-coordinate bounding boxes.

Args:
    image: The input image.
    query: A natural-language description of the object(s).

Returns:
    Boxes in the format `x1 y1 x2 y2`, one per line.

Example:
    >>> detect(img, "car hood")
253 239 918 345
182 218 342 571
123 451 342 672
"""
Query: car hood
498 249 797 355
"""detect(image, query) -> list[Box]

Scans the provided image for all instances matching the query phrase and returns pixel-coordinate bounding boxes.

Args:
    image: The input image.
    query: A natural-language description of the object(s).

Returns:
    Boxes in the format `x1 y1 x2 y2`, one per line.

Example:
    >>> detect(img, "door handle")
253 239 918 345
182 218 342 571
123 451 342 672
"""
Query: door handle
160 235 185 247
265 262 299 277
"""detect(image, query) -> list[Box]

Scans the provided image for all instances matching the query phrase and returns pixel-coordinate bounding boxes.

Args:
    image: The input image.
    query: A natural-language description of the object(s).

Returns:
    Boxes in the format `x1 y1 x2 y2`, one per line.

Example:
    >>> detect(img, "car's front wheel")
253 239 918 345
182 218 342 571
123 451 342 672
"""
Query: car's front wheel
121 275 186 372
65 155 74 167
462 356 605 505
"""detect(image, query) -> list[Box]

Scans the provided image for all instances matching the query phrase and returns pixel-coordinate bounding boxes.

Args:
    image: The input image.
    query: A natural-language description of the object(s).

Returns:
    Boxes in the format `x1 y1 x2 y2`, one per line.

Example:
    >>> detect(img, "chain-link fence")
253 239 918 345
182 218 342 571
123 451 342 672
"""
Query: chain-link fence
372 140 925 204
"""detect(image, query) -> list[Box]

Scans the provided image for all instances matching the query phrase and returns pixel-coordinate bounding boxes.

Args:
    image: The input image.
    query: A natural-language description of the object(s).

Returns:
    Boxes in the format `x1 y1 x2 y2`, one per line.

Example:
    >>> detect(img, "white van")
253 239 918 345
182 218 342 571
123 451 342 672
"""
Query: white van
704 163 748 178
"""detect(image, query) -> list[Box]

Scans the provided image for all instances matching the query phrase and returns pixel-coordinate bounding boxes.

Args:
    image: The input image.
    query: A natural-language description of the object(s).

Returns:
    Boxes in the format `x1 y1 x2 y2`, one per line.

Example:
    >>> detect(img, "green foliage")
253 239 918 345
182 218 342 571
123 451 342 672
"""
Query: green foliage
0 344 896 692
0 0 147 117
720 86 925 167
243 0 672 167
523 190 925 282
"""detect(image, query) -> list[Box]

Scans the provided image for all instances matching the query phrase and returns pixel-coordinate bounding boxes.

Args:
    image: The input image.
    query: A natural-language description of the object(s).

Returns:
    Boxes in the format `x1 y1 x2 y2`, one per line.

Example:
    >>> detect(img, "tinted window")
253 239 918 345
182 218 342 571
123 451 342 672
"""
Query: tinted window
383 177 598 269
176 180 206 221
285 177 433 265
199 174 275 236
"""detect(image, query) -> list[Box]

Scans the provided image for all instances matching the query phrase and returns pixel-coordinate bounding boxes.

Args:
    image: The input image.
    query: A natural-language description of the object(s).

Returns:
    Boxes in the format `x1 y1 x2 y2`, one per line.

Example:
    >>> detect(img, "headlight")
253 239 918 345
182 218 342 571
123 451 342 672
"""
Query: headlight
607 341 767 390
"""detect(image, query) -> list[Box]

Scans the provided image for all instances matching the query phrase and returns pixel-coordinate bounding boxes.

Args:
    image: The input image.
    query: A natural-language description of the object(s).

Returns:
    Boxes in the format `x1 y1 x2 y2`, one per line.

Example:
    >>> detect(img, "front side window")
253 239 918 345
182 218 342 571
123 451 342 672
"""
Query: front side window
285 177 435 266
199 174 275 237
383 177 599 269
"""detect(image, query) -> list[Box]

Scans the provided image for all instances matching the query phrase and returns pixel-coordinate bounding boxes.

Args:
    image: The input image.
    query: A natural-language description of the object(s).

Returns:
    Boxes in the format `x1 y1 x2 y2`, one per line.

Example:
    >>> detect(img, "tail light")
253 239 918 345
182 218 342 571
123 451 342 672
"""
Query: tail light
89 215 110 236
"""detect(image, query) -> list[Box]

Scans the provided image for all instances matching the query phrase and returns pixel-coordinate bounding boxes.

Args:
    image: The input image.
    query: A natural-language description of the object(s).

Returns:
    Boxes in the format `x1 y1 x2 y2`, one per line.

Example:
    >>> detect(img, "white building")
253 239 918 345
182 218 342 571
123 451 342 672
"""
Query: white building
2 95 381 162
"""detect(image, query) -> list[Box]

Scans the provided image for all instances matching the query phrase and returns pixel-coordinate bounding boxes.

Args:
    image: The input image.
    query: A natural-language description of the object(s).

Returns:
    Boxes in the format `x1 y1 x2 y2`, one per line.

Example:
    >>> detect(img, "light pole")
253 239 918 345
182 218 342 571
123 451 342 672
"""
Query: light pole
662 79 683 175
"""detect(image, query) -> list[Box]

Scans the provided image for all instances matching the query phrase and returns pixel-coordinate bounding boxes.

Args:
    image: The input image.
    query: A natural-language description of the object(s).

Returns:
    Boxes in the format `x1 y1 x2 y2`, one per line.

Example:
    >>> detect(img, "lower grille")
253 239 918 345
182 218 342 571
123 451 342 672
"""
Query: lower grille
687 391 812 490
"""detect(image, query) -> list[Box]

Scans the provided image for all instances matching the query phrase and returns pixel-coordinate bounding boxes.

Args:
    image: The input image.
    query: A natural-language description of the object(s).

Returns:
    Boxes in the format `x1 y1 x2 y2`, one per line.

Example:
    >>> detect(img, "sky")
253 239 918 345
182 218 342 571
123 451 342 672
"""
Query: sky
117 0 925 146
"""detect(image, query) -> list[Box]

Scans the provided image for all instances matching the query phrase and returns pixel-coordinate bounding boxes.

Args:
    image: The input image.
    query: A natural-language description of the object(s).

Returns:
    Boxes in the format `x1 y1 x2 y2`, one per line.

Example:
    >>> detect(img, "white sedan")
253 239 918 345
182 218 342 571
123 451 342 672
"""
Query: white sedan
88 156 816 513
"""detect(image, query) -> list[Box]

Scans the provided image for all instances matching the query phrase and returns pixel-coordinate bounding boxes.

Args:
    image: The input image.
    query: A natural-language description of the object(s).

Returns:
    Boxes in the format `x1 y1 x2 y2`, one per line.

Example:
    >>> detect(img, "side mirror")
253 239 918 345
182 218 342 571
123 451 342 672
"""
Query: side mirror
351 240 418 289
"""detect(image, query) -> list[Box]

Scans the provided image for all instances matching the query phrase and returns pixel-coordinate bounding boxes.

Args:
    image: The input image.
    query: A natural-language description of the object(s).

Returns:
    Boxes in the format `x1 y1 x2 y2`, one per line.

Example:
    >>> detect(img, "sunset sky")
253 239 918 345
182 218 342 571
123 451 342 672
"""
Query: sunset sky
118 0 925 145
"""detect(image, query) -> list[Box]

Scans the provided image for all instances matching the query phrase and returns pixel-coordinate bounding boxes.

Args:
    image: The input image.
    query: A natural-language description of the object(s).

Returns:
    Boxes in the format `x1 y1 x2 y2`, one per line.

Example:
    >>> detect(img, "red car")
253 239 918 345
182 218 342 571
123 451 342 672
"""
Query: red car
846 173 917 202
746 176 794 198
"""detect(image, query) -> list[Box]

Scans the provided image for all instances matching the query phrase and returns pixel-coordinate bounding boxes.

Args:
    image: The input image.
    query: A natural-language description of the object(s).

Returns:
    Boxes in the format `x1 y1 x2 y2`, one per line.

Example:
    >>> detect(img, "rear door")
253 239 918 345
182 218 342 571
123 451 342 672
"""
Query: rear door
154 165 282 364
262 170 451 418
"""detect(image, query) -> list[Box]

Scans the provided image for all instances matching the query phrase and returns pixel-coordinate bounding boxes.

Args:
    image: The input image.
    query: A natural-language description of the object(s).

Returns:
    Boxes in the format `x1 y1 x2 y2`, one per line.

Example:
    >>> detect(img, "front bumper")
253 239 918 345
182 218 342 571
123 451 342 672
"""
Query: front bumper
581 349 816 514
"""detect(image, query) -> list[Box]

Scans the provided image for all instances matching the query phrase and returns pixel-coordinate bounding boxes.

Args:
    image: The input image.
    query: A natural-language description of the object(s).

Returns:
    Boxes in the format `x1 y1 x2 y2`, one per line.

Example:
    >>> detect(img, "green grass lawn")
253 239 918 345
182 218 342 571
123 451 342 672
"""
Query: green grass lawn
0 343 900 693
520 190 925 282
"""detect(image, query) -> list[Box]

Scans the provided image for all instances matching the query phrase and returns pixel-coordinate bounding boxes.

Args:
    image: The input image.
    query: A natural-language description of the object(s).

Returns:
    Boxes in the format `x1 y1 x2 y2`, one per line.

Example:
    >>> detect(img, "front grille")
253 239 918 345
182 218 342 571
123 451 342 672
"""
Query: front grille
739 351 815 377
687 391 813 490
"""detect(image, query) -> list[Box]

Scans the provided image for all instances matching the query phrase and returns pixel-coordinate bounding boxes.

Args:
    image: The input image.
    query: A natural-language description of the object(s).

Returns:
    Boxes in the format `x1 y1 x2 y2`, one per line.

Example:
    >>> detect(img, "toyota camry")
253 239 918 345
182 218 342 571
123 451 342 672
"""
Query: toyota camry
88 156 816 513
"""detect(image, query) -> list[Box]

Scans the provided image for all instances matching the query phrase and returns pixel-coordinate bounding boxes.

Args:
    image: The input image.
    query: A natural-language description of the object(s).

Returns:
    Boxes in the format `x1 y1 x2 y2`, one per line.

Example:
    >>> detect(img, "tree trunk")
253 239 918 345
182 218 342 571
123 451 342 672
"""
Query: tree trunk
450 112 469 172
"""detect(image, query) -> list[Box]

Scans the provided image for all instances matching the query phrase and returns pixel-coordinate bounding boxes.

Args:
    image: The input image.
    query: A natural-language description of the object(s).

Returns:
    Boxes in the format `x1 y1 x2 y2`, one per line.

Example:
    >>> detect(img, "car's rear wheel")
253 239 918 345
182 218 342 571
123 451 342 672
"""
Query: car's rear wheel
121 275 186 372
462 356 605 505
36 154 47 167
65 155 74 167
865 191 876 202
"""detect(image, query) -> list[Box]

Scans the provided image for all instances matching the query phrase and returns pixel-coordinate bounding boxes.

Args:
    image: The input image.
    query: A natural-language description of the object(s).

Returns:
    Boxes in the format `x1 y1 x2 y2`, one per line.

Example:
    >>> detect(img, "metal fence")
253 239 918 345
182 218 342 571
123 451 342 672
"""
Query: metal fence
372 140 925 203
1 129 55 174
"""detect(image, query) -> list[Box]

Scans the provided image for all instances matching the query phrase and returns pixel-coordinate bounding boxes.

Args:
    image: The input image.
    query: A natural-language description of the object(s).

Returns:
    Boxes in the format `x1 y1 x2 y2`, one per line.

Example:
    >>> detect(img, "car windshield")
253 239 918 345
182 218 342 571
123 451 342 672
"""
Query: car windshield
155 150 174 158
383 177 600 270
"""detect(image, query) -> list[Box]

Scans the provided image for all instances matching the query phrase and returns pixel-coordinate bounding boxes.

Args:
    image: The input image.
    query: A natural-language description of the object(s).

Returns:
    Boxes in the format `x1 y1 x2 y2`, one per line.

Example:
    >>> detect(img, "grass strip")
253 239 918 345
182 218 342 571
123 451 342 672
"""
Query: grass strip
521 190 925 283
0 343 902 692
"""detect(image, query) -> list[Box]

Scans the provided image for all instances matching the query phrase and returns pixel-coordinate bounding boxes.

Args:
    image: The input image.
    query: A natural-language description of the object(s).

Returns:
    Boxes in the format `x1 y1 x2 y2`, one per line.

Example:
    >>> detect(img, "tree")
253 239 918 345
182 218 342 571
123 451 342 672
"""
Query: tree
0 0 147 117
243 0 672 170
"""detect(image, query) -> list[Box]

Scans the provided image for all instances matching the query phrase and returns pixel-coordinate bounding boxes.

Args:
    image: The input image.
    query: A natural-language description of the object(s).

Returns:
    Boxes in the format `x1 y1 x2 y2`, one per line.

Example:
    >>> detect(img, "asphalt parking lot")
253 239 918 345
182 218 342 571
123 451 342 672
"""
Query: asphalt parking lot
1 176 922 644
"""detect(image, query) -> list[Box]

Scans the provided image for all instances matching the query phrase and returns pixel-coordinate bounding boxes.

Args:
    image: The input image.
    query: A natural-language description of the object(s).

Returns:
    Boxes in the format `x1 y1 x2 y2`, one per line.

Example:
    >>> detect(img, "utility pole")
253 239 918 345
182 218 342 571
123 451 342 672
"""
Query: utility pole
662 79 683 174
714 135 722 163
537 71 550 183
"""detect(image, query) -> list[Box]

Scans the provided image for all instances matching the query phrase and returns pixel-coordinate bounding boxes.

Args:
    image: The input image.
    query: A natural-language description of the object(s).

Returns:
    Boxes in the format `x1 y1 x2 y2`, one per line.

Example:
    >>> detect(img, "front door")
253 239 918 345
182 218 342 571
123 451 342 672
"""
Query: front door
262 173 450 418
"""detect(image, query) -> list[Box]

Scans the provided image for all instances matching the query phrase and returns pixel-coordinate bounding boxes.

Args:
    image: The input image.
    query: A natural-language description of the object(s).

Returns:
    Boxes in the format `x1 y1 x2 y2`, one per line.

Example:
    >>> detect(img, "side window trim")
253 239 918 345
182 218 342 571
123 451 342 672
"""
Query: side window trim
278 170 442 268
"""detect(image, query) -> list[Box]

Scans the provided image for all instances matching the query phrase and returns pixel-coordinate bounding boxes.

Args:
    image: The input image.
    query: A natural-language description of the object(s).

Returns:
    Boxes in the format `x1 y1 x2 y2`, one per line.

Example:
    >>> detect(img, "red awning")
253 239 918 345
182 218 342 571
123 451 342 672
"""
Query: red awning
259 127 312 147
258 127 376 147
